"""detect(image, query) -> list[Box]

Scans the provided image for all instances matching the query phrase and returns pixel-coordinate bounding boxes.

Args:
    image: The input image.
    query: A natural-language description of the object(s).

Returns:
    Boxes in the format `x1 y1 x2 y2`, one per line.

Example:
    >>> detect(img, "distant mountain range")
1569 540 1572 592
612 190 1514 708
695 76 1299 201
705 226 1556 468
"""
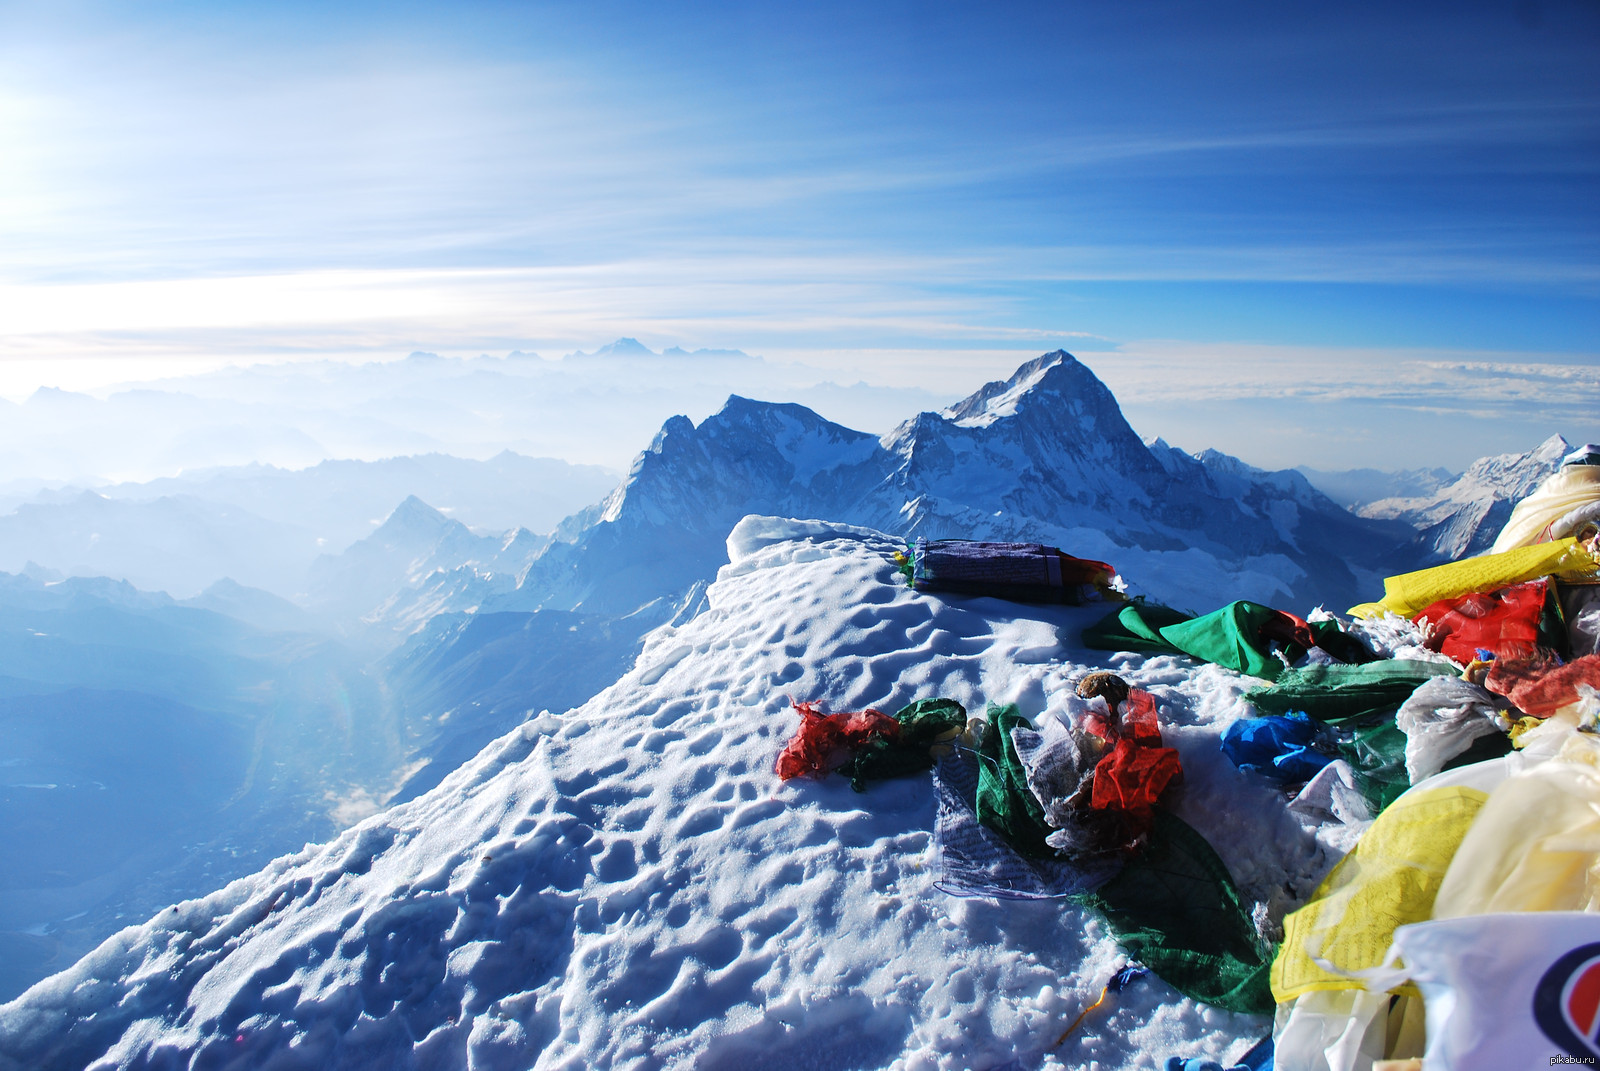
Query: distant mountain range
1294 464 1458 510
0 572 398 1001
1350 434 1570 564
562 337 755 361
0 453 616 601
498 351 1416 620
0 340 956 482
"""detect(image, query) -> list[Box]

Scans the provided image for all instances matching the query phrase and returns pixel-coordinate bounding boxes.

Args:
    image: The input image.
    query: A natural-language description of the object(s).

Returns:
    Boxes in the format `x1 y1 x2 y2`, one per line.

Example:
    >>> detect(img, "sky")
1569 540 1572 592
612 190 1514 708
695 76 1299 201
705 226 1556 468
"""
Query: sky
0 0 1596 471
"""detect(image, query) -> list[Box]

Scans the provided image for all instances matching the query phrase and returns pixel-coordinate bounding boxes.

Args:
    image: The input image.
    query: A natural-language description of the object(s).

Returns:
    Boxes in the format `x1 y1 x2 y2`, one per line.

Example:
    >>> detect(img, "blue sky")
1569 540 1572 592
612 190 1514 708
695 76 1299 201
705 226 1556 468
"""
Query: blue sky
0 0 1596 469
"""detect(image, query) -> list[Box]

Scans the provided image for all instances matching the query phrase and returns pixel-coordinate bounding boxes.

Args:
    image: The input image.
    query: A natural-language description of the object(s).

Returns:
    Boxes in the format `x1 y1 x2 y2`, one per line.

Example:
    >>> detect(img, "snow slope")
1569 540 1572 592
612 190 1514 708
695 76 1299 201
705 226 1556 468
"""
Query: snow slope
0 518 1333 1070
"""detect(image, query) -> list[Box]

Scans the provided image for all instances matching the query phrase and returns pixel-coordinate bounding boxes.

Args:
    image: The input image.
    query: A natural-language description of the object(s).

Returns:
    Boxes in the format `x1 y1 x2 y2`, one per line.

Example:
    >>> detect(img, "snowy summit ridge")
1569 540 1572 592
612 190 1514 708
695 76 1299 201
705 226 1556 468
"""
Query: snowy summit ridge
0 517 1295 1071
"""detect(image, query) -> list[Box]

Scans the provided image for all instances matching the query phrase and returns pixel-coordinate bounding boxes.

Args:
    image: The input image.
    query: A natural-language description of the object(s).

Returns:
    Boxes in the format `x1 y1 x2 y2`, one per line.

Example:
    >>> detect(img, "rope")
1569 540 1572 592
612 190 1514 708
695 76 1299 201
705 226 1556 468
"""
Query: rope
1054 984 1109 1046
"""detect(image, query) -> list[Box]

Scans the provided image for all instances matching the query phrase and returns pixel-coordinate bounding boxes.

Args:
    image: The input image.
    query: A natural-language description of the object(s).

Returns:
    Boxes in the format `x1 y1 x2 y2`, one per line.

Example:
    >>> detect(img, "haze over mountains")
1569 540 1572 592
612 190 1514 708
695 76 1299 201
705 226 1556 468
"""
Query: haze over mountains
0 347 1577 1007
0 342 957 483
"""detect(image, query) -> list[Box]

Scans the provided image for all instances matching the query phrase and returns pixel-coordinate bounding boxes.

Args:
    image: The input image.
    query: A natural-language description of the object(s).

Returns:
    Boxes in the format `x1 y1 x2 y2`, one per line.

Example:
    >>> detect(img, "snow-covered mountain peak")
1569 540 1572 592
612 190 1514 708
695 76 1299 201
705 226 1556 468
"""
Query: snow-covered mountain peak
940 351 1066 427
376 495 458 542
500 349 1418 620
1456 432 1570 498
594 396 882 536
939 351 1133 444
882 351 1162 500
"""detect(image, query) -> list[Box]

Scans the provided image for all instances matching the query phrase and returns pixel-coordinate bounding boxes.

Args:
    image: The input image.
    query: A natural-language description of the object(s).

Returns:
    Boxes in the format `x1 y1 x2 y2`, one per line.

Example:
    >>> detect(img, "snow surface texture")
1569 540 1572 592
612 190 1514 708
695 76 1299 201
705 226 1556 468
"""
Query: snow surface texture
0 517 1320 1071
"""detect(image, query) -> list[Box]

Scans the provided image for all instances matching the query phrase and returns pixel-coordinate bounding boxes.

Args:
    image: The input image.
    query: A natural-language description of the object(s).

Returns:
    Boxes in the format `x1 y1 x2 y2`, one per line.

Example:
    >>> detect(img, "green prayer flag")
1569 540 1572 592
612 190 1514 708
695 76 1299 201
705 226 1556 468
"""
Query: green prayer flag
1156 601 1289 681
974 703 1057 859
1082 602 1193 653
1078 810 1275 1015
845 697 967 791
1246 660 1455 725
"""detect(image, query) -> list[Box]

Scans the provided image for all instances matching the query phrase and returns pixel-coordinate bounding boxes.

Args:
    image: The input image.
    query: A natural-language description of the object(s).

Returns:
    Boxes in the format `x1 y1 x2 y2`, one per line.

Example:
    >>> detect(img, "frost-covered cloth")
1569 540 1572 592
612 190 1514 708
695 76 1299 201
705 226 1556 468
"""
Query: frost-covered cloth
1288 760 1375 857
975 703 1059 858
1393 676 1506 783
774 700 898 781
1413 577 1553 664
1083 600 1374 680
911 538 1115 604
1485 652 1600 718
1079 810 1276 1015
931 748 1119 899
1220 712 1334 784
1009 690 1183 860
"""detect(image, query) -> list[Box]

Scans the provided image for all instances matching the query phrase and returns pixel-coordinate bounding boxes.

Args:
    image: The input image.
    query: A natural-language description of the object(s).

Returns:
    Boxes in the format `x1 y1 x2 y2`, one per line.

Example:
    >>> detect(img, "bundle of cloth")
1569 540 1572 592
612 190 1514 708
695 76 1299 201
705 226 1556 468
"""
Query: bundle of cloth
902 538 1120 604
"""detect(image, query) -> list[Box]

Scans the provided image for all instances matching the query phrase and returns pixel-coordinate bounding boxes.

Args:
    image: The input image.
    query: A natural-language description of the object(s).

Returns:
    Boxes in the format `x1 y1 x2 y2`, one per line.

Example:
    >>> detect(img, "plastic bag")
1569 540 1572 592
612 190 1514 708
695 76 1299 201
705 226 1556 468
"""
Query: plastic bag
1490 461 1600 552
1392 676 1505 783
1288 760 1375 858
1221 712 1335 784
1561 581 1600 658
1012 717 1141 860
1392 912 1600 1069
1432 731 1600 917
975 703 1058 858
